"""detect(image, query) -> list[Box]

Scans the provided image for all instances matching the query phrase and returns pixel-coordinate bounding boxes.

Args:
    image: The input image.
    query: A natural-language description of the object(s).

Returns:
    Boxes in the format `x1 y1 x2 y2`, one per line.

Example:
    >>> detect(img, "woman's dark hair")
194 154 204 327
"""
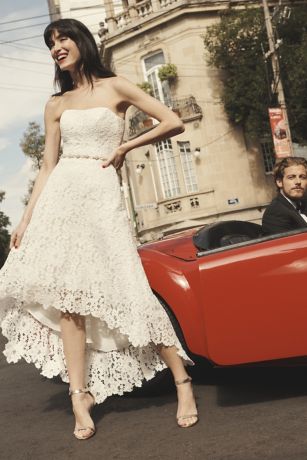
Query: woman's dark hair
44 18 115 94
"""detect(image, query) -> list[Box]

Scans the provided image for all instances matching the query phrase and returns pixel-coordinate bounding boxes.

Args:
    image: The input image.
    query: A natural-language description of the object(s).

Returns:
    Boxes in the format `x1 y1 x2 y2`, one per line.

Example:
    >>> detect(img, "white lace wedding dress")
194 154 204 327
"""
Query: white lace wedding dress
0 107 191 403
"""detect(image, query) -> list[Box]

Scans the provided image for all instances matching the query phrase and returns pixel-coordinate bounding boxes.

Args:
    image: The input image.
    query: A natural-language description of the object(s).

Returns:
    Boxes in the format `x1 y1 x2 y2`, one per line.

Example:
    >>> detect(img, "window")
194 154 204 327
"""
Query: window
178 141 198 193
156 139 180 198
260 140 275 173
143 51 170 103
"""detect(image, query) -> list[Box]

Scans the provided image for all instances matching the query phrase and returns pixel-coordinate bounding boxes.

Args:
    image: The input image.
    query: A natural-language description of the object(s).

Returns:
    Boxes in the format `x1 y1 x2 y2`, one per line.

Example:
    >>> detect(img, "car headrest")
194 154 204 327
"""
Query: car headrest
193 220 263 251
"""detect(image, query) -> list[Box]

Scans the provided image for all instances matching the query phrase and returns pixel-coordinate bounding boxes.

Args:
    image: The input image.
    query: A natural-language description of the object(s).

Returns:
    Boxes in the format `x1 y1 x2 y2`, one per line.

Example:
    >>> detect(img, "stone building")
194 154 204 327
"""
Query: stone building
102 0 276 242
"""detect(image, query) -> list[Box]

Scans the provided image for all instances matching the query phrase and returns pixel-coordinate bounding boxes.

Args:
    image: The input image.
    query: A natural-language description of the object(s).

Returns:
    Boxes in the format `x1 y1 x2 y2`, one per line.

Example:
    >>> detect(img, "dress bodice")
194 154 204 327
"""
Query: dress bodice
60 107 125 159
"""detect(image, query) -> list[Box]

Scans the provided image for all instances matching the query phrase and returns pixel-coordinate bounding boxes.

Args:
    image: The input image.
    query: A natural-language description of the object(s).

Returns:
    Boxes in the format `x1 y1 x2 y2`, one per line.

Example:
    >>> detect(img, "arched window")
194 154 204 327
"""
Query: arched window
143 51 171 103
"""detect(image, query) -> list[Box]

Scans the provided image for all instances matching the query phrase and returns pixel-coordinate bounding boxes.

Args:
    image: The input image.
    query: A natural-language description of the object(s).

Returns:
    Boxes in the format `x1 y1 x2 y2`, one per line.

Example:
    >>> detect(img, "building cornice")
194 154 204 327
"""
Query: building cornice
103 0 304 51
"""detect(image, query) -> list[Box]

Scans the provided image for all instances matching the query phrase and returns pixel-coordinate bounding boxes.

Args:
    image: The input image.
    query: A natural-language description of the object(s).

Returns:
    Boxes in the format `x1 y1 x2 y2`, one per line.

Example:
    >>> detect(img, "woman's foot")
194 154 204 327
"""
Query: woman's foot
70 389 96 440
175 376 198 428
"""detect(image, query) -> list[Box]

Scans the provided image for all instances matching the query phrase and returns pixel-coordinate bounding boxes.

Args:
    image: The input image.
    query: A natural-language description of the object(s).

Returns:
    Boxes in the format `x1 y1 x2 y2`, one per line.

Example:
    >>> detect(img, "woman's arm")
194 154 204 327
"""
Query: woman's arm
103 76 185 170
10 97 61 249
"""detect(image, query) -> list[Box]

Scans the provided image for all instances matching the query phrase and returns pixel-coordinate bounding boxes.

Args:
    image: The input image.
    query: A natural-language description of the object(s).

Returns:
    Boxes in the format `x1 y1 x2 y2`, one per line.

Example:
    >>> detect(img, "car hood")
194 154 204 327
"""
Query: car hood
139 232 198 261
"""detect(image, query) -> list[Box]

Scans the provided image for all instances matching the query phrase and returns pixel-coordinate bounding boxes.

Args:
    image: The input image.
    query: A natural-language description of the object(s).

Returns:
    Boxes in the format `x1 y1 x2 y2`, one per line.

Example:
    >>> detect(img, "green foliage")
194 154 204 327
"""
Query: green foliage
0 191 11 267
203 6 307 142
158 64 178 83
23 179 35 206
277 6 307 144
203 9 269 137
20 121 45 169
137 81 154 95
20 121 45 205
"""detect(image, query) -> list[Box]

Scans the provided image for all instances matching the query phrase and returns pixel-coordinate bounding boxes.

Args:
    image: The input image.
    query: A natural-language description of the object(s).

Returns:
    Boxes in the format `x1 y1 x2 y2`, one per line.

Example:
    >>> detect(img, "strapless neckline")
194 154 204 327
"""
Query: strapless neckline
60 103 126 159
60 106 125 123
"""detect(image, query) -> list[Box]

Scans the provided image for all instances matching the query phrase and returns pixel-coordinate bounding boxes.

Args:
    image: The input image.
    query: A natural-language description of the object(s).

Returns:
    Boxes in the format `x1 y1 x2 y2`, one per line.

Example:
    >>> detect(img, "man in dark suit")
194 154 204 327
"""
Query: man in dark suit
262 157 307 235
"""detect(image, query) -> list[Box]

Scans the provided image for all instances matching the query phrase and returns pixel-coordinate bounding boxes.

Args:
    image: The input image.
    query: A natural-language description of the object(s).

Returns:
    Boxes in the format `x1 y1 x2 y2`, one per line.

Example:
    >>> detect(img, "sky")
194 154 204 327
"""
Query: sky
0 0 55 229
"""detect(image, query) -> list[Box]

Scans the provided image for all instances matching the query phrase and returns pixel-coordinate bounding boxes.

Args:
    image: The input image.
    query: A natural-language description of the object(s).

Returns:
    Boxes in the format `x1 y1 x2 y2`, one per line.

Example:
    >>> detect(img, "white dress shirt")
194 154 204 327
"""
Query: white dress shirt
281 190 307 223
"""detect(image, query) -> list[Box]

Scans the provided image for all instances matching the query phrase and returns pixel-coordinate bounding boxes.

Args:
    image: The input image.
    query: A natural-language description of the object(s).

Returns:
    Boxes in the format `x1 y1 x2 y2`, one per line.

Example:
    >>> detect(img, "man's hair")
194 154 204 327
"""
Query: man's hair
273 157 307 182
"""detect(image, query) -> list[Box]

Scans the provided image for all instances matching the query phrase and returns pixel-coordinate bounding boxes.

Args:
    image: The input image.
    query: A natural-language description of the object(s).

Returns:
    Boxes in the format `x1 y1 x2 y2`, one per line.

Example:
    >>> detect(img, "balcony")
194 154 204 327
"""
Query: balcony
113 0 169 30
128 110 156 139
128 96 203 139
167 96 203 122
135 189 216 240
158 189 214 219
105 0 262 34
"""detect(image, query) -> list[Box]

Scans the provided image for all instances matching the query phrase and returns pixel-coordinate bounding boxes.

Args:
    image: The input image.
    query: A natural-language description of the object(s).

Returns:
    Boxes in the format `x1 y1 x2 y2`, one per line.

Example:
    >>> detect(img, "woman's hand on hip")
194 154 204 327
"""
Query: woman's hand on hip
10 220 29 249
102 145 128 171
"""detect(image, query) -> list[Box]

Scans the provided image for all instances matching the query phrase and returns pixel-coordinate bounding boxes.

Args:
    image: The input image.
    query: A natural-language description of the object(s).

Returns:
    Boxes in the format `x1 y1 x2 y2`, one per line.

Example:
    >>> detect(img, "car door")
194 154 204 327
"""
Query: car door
198 232 307 365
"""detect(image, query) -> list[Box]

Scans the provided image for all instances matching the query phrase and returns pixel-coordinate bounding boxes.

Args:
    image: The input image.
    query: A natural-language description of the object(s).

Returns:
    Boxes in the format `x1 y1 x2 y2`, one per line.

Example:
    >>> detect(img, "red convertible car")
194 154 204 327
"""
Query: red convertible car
138 220 307 366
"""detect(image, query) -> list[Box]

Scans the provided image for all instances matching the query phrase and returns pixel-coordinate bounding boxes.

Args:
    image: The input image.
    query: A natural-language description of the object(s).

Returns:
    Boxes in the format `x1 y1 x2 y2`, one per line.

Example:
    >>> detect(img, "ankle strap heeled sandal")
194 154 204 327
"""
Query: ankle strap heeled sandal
175 376 193 386
175 376 198 428
69 388 96 440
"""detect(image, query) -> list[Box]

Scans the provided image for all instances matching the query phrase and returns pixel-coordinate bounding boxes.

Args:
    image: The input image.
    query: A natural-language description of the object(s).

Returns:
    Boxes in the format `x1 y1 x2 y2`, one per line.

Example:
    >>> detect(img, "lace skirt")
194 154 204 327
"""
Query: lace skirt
0 158 192 403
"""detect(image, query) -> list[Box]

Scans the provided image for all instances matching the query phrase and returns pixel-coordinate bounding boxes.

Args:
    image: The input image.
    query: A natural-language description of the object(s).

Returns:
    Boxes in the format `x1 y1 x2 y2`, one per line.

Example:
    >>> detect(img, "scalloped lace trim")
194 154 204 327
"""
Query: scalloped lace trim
0 297 192 404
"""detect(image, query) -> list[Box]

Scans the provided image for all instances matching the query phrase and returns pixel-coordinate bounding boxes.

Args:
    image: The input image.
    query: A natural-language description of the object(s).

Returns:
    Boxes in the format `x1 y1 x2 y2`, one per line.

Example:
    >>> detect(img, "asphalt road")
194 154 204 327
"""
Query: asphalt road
1 335 307 460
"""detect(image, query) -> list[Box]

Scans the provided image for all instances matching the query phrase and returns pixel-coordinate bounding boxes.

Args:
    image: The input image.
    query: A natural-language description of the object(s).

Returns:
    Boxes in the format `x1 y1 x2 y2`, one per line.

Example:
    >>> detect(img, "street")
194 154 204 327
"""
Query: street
1 335 307 460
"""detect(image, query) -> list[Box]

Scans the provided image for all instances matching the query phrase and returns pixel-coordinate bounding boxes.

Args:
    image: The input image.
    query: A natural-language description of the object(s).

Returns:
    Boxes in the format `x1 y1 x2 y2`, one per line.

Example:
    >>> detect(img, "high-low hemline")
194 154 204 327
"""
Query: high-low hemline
0 295 191 404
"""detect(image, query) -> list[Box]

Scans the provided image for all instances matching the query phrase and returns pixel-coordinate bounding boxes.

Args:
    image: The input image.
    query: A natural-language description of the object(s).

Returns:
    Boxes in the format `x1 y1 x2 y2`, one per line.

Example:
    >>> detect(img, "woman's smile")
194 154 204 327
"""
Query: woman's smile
50 32 81 71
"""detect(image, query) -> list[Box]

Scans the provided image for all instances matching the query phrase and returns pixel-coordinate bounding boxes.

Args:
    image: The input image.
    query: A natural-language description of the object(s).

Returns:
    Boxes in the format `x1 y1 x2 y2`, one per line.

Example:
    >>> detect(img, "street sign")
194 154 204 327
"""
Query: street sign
268 108 292 158
228 198 239 205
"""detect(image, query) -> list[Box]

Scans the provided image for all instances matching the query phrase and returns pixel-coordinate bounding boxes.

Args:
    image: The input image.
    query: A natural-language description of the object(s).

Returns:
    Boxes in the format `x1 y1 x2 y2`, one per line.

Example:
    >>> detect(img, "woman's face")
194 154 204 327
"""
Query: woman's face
49 30 81 72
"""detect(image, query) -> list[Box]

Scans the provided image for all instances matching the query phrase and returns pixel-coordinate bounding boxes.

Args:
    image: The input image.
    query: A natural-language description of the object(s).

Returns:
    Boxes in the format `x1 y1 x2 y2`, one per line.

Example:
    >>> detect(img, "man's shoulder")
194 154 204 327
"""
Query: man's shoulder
264 194 291 213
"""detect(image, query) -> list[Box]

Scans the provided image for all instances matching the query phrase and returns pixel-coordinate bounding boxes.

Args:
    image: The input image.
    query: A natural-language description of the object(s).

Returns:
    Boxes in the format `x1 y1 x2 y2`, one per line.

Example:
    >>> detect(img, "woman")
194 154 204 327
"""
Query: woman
0 19 198 440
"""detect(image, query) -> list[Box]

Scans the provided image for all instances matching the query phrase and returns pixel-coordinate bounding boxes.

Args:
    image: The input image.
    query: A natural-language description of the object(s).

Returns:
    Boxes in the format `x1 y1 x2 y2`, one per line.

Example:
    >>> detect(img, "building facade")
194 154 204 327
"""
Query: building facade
102 0 276 242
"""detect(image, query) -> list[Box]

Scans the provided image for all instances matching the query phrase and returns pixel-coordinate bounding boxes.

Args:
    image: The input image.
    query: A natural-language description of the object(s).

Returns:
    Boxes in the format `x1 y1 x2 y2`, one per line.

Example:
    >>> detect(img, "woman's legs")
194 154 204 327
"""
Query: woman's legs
60 312 95 436
60 312 86 388
159 345 198 427
60 313 196 430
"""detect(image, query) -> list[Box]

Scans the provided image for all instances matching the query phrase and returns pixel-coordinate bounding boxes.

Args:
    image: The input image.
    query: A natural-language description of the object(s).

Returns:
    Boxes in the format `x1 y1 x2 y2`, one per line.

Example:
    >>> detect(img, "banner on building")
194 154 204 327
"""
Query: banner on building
268 108 292 158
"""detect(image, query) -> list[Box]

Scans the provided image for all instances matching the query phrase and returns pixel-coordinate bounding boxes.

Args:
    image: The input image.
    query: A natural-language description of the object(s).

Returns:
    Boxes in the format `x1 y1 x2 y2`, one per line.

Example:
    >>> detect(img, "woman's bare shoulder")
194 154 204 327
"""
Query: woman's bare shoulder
45 94 65 121
101 75 134 93
113 75 134 87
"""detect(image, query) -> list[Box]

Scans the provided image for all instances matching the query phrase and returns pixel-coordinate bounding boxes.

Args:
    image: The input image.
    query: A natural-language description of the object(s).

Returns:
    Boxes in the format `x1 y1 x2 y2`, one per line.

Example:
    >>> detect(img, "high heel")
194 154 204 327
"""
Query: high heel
175 376 198 428
69 388 96 440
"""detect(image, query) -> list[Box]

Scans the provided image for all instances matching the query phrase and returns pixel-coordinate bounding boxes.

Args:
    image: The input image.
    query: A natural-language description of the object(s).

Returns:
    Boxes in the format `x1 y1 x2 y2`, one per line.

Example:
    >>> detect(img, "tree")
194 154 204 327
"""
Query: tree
277 6 307 144
203 5 307 143
20 121 45 205
0 191 11 268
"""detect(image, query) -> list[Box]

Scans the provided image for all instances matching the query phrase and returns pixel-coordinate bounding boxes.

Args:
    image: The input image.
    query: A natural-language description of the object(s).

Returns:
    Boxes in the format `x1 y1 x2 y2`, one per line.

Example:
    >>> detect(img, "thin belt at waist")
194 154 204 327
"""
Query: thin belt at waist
61 154 108 160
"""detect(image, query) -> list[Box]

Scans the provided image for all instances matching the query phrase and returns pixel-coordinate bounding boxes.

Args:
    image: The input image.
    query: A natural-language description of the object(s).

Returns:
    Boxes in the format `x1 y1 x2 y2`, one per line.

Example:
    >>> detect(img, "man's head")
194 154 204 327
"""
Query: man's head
274 157 307 201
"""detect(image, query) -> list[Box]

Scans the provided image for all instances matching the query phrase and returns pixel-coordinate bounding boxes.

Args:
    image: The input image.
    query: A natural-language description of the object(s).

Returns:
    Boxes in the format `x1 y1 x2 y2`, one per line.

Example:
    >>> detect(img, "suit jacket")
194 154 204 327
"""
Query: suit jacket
262 193 307 235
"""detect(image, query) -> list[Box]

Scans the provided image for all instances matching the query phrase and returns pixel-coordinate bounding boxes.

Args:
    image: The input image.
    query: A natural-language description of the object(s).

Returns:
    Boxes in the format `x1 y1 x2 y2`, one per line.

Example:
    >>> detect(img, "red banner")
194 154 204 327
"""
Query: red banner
268 108 292 158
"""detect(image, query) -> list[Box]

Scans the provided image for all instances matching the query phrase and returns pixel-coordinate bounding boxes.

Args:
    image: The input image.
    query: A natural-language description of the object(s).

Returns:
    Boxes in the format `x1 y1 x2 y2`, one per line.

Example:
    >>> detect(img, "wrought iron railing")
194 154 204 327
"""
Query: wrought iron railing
128 110 156 138
166 96 203 121
128 96 202 138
